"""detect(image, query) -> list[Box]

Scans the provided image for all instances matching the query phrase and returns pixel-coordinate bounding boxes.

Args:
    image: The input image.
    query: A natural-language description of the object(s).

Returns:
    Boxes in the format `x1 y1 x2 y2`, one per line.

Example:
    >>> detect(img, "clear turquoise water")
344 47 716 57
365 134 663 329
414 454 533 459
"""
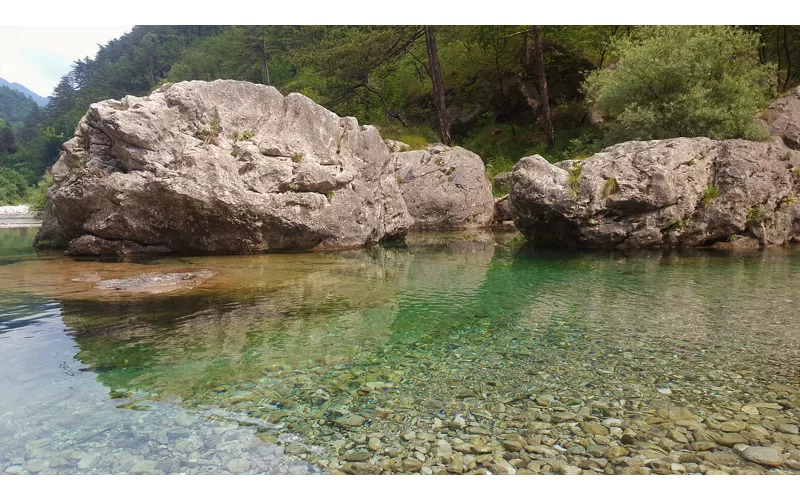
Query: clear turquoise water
1 227 799 474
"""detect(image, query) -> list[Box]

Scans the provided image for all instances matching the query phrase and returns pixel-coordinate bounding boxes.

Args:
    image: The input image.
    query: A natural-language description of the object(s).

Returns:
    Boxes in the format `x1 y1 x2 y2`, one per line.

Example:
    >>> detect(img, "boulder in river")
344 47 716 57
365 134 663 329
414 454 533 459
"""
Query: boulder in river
36 80 412 256
392 144 494 230
510 89 800 248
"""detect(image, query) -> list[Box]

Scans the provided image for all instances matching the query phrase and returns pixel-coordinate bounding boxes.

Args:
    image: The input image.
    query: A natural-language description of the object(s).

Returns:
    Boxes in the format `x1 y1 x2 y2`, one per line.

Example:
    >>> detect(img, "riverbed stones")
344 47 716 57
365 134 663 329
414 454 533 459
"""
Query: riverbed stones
741 446 785 467
93 270 217 294
226 458 251 474
718 433 749 447
368 437 382 451
502 436 527 452
510 89 800 248
581 422 610 436
343 450 372 462
37 80 412 255
331 414 366 428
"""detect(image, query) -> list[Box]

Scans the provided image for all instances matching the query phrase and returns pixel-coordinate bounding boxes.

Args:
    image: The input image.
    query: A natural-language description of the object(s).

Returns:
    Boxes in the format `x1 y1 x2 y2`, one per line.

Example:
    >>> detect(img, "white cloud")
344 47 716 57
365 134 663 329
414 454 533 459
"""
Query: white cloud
0 25 134 97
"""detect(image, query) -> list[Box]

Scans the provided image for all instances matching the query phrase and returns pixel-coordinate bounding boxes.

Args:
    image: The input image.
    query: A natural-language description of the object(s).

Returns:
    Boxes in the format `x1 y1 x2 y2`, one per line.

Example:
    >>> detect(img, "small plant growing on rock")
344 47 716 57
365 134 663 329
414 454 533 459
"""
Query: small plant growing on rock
793 168 800 176
239 131 253 141
567 162 583 197
231 145 240 158
602 177 619 198
745 206 762 227
662 214 691 232
779 195 797 207
702 184 720 207
198 119 221 145
291 152 304 163
327 191 336 201
396 176 404 185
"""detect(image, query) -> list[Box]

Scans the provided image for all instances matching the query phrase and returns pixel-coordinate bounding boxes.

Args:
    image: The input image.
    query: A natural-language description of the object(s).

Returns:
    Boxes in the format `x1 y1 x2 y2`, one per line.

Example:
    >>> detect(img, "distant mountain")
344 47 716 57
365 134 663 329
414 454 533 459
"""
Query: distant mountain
0 77 48 107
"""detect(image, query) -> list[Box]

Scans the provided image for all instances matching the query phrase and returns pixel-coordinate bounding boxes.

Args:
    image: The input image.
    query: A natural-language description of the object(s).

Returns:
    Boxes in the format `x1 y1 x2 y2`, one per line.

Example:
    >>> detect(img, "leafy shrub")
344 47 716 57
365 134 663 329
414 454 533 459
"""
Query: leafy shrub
0 167 29 205
584 26 775 141
27 173 54 216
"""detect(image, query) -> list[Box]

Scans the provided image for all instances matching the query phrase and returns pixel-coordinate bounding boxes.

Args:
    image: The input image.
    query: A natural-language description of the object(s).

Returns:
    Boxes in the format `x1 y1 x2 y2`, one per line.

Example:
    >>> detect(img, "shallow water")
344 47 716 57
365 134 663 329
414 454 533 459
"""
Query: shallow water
1 227 799 475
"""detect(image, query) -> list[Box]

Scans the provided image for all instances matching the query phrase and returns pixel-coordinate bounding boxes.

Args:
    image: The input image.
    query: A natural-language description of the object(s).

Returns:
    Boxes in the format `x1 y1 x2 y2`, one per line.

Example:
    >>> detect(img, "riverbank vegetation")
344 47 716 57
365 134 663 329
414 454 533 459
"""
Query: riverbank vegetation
1 25 799 205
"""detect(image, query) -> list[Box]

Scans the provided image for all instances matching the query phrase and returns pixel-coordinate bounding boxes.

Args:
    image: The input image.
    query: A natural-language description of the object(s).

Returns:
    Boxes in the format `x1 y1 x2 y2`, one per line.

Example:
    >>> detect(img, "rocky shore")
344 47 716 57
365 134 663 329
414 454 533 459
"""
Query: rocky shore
0 205 40 228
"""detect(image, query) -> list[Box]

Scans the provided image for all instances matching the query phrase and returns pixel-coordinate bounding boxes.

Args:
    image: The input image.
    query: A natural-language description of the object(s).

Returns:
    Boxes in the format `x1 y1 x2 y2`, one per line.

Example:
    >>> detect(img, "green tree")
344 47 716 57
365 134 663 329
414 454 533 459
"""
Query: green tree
584 26 775 141
0 167 28 205
0 125 16 154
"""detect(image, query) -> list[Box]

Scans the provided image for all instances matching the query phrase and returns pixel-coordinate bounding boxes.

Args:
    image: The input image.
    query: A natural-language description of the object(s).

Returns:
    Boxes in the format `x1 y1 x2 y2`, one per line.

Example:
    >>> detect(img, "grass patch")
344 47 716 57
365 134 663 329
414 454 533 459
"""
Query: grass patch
779 195 797 207
662 214 692 232
198 119 221 145
485 156 516 179
702 184 720 207
745 205 762 227
602 176 619 198
377 122 436 151
567 162 583 197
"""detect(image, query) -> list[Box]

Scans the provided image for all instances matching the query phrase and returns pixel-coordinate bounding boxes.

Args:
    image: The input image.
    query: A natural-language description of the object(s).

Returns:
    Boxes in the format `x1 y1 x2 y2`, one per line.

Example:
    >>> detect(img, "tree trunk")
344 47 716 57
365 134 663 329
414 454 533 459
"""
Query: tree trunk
783 26 792 91
263 32 271 86
532 25 555 150
425 26 452 146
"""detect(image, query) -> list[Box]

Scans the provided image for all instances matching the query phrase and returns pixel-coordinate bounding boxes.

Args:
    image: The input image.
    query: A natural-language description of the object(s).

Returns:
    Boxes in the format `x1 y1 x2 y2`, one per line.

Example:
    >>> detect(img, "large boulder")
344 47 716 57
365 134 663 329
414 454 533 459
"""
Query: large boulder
510 137 800 248
36 80 412 255
392 144 494 230
766 86 800 149
510 88 800 249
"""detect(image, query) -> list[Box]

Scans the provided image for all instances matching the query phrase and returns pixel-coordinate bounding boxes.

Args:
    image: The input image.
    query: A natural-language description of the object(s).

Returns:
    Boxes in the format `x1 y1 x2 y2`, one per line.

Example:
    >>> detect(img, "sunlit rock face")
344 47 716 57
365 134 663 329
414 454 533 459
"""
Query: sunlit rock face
510 89 800 249
392 145 495 230
37 80 412 256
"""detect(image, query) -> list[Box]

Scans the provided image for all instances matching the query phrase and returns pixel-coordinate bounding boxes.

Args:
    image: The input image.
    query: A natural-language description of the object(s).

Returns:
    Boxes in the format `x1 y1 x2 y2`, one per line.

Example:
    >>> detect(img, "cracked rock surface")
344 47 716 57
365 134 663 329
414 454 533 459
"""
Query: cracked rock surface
510 88 800 248
392 145 494 230
37 80 412 256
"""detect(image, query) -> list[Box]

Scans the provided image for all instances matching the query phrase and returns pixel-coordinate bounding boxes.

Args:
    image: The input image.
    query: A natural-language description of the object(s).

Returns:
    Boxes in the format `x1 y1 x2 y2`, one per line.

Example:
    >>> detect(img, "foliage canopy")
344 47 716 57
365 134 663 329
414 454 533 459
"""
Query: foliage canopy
584 26 776 141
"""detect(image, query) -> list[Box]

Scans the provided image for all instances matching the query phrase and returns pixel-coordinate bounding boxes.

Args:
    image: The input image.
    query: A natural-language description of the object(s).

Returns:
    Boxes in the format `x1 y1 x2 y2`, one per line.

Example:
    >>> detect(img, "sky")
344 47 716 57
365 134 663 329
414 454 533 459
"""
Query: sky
0 26 134 98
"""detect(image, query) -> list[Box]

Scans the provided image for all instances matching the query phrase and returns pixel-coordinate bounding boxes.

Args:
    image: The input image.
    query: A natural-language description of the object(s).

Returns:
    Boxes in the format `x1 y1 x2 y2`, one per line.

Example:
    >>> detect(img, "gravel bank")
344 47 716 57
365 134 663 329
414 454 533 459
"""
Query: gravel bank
0 205 41 228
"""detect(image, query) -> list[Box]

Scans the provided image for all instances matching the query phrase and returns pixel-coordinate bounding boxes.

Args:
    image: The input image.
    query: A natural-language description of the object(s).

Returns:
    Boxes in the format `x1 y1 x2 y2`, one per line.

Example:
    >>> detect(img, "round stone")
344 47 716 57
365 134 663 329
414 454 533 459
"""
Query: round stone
741 447 784 468
226 458 251 474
